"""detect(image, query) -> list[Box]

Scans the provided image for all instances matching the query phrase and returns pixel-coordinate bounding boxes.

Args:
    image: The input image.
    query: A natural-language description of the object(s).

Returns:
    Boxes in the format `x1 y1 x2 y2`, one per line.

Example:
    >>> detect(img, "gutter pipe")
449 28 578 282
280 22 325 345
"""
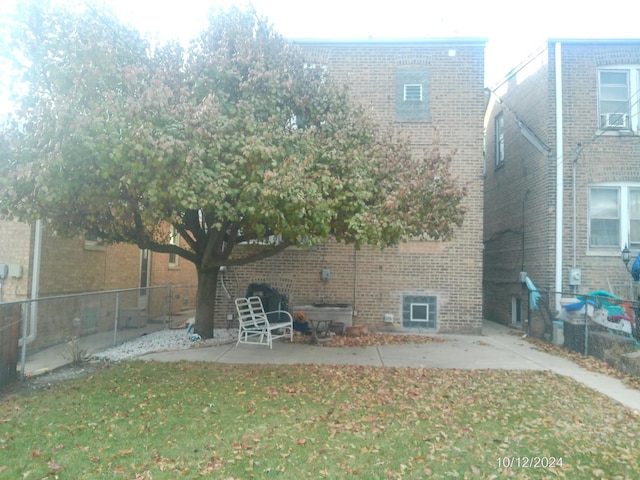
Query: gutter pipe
19 219 41 347
554 42 564 311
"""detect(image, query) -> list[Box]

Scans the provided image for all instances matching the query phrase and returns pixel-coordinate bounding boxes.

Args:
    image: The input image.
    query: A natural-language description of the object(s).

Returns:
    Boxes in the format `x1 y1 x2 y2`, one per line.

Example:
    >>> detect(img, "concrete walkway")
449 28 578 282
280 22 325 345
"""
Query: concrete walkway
139 320 640 412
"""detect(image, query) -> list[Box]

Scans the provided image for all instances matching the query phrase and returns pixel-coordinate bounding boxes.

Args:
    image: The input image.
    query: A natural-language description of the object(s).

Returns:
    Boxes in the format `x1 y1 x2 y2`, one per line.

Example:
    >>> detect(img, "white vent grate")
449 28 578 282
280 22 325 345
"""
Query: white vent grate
403 84 422 101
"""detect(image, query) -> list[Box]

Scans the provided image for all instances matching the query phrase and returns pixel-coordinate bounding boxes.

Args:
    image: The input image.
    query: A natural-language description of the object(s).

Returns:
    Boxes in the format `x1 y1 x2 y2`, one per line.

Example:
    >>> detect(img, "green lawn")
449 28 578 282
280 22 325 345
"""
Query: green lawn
1 361 639 479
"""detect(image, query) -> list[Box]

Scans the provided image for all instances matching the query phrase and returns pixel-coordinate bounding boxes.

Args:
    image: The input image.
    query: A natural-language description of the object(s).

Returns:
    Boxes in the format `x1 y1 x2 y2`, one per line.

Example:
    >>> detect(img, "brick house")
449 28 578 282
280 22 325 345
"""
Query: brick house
0 219 197 351
3 38 486 336
219 39 487 334
0 220 196 306
483 39 640 326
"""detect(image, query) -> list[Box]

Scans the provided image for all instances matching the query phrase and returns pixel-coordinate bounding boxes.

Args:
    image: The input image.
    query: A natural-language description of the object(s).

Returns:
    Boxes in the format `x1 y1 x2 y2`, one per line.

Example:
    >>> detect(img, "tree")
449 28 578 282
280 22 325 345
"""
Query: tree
1 1 466 337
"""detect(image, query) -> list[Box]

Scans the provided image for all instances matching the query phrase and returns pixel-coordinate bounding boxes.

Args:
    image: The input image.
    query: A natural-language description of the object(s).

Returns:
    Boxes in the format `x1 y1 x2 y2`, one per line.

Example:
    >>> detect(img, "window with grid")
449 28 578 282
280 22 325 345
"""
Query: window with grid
589 184 640 251
589 187 620 247
597 67 640 132
631 188 640 248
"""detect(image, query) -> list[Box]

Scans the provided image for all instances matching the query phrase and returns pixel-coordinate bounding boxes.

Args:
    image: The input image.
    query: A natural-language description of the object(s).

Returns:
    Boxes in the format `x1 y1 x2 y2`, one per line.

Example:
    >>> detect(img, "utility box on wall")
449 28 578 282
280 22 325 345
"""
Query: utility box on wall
8 264 23 279
0 264 23 280
568 268 582 286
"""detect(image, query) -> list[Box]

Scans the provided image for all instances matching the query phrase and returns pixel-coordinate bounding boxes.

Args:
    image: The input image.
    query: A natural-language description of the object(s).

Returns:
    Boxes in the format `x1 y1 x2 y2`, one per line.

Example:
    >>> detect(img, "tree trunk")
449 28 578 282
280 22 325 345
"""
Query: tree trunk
194 268 219 338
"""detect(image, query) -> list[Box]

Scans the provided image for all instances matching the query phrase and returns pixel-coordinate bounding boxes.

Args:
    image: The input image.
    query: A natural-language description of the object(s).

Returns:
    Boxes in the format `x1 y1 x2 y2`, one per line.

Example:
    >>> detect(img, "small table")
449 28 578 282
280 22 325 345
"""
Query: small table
308 319 334 344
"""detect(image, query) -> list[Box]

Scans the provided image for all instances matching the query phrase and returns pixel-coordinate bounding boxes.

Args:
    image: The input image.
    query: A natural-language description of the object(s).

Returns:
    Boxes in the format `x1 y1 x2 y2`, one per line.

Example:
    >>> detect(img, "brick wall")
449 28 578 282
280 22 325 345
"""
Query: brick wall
217 40 486 334
484 40 640 325
558 41 640 296
0 220 33 302
38 227 141 296
0 220 191 303
483 47 556 324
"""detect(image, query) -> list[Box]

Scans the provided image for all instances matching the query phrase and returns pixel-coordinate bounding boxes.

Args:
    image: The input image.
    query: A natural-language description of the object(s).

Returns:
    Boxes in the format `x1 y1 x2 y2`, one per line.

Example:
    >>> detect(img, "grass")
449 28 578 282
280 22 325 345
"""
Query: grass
1 361 640 479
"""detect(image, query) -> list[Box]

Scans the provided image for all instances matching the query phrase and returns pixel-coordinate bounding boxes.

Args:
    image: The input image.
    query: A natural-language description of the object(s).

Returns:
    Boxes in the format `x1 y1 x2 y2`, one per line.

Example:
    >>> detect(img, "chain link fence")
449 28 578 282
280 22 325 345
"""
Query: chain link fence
0 285 198 386
524 285 640 376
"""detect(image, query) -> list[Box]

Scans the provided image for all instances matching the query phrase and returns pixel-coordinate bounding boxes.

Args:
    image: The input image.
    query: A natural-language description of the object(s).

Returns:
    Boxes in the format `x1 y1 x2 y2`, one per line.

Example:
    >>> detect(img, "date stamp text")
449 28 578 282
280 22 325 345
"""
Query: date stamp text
497 457 563 469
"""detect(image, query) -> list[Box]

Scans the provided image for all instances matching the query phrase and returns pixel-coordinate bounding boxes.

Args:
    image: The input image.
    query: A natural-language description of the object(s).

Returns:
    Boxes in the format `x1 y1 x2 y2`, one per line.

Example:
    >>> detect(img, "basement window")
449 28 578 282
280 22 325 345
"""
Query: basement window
402 294 437 328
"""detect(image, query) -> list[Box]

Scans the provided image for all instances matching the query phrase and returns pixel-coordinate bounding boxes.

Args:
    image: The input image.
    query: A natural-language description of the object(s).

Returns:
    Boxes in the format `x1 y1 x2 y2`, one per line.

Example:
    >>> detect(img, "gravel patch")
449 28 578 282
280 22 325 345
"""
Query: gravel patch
91 328 238 363
1 329 238 400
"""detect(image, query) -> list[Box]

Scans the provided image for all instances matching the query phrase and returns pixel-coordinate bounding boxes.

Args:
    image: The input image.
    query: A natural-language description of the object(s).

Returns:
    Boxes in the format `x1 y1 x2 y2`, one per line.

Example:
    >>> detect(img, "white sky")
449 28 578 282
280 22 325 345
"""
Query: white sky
106 0 640 84
2 0 640 113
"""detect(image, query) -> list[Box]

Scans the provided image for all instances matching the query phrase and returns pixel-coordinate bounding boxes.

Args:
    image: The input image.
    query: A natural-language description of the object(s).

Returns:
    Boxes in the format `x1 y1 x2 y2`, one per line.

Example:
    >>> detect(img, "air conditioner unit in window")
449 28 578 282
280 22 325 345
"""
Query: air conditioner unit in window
600 113 629 129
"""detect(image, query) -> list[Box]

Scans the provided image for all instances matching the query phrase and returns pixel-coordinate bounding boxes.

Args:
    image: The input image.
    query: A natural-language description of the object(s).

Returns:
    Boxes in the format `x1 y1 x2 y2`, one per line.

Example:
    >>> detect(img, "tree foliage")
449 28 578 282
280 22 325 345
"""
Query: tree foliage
0 1 466 336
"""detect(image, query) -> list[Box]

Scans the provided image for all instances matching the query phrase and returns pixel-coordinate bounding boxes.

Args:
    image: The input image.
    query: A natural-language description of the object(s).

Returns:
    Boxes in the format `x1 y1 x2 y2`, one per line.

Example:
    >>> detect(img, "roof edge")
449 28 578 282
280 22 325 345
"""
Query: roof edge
547 37 640 45
292 37 488 47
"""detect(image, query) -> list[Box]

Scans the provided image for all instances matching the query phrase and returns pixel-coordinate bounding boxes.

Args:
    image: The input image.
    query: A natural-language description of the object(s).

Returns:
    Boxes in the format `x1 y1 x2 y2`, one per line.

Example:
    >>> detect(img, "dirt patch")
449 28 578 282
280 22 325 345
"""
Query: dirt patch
0 361 109 401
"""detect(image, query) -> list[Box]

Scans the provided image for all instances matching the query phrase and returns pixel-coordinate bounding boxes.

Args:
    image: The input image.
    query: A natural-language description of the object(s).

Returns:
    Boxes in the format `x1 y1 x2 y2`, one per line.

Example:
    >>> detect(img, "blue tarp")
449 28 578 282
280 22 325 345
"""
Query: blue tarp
525 276 540 310
572 290 627 317
632 252 640 281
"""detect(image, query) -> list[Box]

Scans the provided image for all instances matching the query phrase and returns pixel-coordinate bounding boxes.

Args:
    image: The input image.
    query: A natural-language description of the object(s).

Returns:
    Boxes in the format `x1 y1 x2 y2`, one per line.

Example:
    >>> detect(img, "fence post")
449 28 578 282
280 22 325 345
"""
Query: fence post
583 294 589 356
164 284 170 327
113 292 120 347
524 282 531 337
19 304 28 381
0 304 21 387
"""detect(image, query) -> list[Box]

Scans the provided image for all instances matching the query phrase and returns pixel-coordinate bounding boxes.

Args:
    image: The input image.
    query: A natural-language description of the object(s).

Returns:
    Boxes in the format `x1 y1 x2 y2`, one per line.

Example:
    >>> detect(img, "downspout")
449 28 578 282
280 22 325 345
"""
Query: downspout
554 42 564 311
572 151 578 295
19 219 41 346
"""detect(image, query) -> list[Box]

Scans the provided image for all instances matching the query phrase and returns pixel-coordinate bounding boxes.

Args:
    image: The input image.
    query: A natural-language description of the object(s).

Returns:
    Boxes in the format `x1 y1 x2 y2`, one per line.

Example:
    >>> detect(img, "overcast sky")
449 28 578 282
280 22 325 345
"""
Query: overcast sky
2 0 640 113
107 0 640 84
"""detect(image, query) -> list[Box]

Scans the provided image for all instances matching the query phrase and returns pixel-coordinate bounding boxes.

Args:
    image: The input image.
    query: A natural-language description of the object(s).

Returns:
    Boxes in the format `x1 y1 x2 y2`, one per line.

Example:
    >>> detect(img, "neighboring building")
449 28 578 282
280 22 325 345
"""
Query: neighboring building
483 39 640 326
0 220 196 303
222 39 487 334
0 219 197 351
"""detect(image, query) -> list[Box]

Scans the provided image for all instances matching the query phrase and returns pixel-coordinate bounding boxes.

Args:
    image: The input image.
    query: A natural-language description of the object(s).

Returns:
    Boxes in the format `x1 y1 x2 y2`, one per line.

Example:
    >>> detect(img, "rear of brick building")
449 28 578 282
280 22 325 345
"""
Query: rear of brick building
2 38 487 336
484 39 640 326
219 39 487 334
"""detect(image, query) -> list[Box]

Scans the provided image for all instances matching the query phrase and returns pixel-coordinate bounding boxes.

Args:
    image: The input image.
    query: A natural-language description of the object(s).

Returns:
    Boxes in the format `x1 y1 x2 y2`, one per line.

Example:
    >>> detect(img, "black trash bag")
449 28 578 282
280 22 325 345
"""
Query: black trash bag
245 283 289 323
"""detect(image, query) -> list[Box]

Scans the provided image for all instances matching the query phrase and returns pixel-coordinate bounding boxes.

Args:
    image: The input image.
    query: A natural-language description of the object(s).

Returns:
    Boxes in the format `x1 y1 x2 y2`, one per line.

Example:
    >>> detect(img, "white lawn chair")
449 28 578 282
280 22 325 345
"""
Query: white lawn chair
235 296 293 348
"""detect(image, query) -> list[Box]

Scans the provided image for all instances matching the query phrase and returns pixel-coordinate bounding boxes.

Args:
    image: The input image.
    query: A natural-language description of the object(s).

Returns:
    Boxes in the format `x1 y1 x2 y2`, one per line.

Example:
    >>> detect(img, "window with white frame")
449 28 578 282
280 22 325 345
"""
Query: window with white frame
631 188 640 248
495 112 505 167
589 184 640 251
598 66 640 132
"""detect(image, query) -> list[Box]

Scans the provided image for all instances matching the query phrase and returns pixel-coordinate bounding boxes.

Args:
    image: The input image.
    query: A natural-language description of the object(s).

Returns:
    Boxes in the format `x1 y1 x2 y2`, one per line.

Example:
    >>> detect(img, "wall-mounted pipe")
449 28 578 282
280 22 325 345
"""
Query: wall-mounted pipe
219 266 231 300
554 42 564 312
19 219 42 347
